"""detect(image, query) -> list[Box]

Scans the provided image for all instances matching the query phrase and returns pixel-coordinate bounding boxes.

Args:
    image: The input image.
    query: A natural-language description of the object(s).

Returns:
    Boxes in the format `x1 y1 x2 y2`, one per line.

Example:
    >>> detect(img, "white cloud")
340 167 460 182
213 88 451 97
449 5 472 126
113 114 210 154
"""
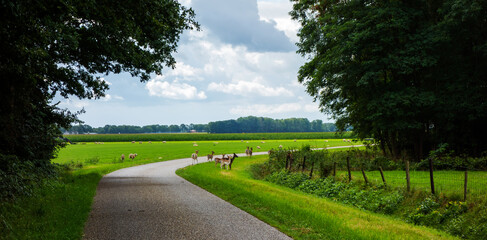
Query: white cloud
168 62 201 80
191 0 294 52
98 77 112 85
257 1 300 42
179 0 192 7
58 99 90 109
208 79 293 97
146 79 207 100
100 94 124 101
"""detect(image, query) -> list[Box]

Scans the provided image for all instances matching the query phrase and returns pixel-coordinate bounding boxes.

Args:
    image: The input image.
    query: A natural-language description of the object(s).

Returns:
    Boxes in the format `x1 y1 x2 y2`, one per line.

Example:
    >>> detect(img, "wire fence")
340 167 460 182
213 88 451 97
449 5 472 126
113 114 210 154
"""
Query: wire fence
267 147 487 200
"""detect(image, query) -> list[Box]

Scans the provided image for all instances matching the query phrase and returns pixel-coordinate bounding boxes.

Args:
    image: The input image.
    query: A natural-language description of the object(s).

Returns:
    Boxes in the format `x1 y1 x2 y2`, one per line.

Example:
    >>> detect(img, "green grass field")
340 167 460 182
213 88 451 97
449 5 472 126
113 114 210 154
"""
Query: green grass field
54 139 353 166
1 138 354 239
177 155 457 240
3 136 474 239
337 170 487 197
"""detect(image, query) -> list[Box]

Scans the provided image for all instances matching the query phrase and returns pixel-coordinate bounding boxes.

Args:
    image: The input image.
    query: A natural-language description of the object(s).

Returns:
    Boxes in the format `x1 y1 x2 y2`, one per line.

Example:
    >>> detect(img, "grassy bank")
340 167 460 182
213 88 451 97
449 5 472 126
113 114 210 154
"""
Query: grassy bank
176 155 456 240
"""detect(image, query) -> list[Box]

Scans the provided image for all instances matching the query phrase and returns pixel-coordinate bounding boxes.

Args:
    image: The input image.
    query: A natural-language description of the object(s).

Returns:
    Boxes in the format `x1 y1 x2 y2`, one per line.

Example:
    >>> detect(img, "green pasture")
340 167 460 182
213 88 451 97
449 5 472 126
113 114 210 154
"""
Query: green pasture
54 139 354 166
339 170 487 197
177 155 456 240
63 131 352 142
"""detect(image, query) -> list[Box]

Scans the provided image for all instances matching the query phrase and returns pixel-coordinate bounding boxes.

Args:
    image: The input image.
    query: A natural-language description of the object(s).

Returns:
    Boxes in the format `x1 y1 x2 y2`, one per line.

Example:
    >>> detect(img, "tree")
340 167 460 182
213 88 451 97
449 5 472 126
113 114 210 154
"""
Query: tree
291 0 487 159
311 120 323 132
0 0 198 199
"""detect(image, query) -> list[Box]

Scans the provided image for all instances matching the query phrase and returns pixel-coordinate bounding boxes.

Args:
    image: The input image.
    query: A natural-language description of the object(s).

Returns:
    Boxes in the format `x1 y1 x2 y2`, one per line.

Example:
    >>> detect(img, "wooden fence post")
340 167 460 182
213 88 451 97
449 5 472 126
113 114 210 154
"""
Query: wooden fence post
406 160 410 192
379 166 387 187
333 162 337 177
302 156 306 172
429 157 435 195
289 152 294 171
347 156 352 182
285 152 289 170
464 169 468 201
309 162 315 178
361 167 368 185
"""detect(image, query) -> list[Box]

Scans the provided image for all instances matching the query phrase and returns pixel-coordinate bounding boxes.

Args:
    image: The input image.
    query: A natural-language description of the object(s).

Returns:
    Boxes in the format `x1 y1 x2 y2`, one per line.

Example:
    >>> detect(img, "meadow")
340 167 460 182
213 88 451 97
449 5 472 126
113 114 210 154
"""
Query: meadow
1 137 354 239
2 134 475 239
54 138 353 166
176 155 456 240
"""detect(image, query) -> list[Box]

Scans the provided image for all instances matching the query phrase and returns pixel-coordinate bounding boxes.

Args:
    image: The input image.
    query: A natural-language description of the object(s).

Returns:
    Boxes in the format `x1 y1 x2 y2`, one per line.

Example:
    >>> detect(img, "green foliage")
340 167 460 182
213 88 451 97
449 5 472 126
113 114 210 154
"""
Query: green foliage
0 154 57 201
264 170 310 189
406 198 480 238
291 0 487 159
414 149 487 171
84 156 100 165
266 171 404 215
0 0 198 201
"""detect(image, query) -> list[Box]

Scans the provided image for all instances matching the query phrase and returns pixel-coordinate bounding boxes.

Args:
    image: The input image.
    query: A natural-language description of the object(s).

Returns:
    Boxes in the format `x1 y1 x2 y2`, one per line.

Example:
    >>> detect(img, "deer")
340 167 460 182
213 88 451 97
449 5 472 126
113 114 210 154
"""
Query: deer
214 154 228 166
207 151 215 162
191 150 199 165
221 153 238 170
245 147 250 157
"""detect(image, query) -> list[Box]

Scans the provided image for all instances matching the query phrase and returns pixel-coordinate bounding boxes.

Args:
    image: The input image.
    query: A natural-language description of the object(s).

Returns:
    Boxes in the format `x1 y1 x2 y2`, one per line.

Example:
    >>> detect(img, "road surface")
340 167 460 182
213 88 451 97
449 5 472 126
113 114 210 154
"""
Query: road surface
83 146 361 239
83 152 291 240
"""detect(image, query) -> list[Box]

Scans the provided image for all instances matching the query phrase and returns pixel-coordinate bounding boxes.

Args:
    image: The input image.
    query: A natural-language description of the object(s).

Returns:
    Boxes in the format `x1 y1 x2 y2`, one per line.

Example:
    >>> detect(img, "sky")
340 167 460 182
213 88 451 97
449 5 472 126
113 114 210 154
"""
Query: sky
57 0 332 128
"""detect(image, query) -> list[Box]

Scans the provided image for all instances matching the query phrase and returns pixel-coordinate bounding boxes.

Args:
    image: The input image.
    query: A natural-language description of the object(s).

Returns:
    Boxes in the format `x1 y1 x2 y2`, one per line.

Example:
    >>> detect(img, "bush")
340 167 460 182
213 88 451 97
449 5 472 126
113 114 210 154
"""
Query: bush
0 154 58 201
85 156 100 165
264 170 309 189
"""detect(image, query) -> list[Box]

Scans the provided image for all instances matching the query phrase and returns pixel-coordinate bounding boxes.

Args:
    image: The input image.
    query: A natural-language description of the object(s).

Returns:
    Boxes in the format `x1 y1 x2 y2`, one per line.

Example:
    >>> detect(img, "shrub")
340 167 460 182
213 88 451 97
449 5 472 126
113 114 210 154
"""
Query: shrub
0 154 58 201
85 156 100 165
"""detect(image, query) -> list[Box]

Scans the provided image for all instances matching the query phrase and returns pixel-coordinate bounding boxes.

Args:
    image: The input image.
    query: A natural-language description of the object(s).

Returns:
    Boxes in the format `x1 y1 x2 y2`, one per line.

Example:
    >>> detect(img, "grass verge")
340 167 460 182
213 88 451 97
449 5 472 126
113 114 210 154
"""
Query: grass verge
176 155 457 240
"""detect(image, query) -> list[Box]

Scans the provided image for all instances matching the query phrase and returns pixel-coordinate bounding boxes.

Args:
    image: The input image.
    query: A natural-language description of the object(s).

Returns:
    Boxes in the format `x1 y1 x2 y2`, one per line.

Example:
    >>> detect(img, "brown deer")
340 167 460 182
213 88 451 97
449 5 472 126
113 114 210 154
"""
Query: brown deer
191 150 199 165
214 154 229 166
221 153 238 170
207 151 215 162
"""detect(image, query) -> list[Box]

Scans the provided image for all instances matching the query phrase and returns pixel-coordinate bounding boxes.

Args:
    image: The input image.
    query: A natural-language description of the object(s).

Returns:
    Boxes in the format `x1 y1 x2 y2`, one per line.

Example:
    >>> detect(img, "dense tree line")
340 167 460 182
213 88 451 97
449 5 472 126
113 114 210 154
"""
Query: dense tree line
0 0 197 200
208 116 336 133
291 0 487 160
63 116 337 134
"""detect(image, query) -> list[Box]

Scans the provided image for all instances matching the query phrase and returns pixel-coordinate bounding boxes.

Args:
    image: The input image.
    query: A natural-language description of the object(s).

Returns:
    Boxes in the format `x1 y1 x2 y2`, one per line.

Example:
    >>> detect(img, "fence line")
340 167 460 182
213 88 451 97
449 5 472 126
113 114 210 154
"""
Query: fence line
268 148 487 199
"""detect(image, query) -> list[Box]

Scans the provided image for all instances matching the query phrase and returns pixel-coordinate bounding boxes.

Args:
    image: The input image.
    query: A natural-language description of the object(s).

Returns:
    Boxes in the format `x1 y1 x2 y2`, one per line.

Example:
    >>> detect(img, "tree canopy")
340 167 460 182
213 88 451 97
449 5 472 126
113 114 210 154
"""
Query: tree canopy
291 0 487 159
0 0 198 200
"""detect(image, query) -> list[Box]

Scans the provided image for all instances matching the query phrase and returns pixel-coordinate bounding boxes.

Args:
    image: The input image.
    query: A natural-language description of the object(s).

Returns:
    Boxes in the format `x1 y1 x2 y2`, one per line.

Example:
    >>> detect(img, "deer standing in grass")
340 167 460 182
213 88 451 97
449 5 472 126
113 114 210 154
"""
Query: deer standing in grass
221 153 238 170
191 150 199 165
245 147 250 157
214 154 228 166
207 151 215 162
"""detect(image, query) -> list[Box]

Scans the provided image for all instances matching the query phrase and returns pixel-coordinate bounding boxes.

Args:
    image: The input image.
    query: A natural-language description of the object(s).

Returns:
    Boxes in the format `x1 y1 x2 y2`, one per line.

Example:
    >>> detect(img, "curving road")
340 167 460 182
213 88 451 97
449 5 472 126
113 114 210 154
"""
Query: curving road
82 151 291 240
83 146 361 239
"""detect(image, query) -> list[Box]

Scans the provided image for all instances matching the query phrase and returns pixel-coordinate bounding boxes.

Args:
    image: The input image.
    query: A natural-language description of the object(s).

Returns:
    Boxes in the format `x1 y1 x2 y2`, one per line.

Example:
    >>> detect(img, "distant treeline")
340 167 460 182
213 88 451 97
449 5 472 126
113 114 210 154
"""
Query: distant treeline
63 116 337 134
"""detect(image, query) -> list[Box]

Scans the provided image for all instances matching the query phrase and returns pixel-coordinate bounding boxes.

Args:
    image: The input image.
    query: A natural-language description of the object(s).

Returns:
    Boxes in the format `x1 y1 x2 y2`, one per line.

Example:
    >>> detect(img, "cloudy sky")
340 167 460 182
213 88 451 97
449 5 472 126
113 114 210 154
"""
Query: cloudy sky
58 0 331 127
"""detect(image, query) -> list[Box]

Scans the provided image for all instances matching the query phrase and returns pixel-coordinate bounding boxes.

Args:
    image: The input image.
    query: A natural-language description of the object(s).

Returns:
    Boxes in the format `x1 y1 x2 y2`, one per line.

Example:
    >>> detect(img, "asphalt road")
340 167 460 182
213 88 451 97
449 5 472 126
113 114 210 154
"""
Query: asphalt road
82 151 292 240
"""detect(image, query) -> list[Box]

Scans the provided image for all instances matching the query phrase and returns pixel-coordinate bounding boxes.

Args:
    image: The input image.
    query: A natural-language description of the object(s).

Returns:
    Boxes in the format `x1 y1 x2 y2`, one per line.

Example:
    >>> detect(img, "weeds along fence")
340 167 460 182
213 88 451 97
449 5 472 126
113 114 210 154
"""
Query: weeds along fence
266 147 487 200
